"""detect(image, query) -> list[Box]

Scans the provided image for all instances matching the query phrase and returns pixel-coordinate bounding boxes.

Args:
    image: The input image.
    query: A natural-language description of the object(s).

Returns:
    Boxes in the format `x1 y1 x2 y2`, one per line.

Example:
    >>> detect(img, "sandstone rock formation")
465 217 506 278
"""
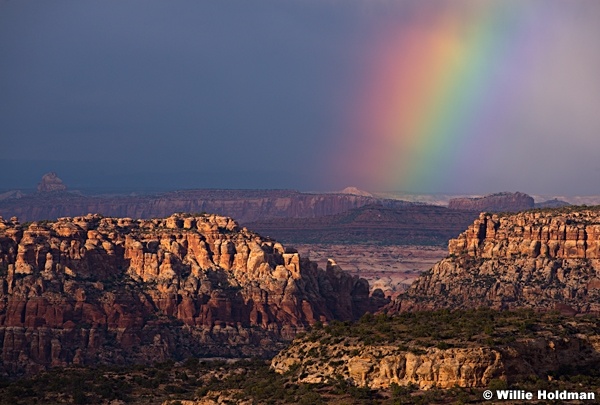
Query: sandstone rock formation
0 213 379 376
36 172 67 193
271 311 600 389
273 343 504 389
389 206 600 313
448 192 534 212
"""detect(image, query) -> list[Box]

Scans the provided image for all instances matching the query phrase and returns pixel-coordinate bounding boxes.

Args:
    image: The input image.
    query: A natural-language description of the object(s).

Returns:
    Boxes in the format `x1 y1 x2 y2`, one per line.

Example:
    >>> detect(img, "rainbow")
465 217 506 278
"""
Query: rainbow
332 2 546 192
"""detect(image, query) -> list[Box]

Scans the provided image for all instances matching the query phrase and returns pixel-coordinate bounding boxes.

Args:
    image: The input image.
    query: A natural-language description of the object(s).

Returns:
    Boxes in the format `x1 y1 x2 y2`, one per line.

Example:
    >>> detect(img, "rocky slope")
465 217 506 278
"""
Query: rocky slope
448 191 534 212
0 213 382 376
271 309 600 389
389 206 600 313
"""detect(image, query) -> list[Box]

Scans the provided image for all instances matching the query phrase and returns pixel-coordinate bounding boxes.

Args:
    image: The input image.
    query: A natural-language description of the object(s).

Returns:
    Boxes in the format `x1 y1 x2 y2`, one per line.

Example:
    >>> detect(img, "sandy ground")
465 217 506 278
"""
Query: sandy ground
294 244 447 298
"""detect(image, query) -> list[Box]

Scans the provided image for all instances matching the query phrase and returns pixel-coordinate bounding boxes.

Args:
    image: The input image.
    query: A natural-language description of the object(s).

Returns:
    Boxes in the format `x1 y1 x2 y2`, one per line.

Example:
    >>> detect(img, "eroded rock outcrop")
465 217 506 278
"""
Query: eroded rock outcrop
36 172 67 193
0 213 379 376
390 207 600 313
448 192 534 212
271 311 600 389
273 343 504 389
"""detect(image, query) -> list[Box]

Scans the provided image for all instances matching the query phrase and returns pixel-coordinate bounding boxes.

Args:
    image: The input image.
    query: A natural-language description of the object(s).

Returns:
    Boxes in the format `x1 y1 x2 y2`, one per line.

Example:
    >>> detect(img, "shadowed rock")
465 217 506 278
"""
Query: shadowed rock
448 192 534 212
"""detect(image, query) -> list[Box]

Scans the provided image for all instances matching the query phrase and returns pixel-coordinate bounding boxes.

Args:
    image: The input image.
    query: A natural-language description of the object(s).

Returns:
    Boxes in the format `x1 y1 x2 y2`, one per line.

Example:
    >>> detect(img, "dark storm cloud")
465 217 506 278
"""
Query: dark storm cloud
1 0 600 195
0 0 377 190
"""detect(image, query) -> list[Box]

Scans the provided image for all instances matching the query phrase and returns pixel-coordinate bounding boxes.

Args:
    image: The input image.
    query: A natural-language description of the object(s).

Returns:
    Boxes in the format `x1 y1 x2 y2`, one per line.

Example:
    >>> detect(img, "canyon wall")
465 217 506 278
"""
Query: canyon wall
0 190 412 223
389 207 600 313
0 213 381 376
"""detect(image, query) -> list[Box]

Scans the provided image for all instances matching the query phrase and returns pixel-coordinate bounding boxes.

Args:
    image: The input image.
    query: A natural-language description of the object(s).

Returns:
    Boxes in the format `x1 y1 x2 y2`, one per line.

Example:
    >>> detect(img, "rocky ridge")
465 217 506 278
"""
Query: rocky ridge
249 204 477 246
0 213 381 376
448 192 534 212
535 198 571 208
389 206 600 313
0 188 413 224
271 310 600 390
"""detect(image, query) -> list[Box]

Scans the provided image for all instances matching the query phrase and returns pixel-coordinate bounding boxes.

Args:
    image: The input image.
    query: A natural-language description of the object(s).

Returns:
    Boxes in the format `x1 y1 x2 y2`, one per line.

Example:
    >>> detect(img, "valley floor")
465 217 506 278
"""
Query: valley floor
294 244 446 298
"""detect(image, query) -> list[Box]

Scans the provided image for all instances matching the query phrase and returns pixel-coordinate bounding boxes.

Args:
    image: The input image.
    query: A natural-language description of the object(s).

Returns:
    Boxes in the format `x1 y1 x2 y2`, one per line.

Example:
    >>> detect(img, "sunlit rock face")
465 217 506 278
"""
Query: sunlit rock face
0 213 380 376
389 207 600 313
272 313 600 389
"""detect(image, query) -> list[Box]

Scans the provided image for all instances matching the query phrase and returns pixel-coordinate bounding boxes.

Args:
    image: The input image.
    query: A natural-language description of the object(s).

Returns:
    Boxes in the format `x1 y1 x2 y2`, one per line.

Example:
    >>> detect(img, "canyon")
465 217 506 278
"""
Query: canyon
268 206 600 392
2 199 600 401
294 244 446 298
248 204 477 246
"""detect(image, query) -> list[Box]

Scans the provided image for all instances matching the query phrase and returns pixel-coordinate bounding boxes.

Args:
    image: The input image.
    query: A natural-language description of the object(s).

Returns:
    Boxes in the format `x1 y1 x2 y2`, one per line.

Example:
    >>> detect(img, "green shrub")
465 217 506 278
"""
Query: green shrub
488 378 508 391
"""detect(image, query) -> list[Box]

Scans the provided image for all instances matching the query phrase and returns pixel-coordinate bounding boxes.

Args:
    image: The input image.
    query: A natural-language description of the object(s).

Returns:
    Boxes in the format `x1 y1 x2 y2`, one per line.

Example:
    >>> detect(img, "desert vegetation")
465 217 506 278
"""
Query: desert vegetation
3 310 600 404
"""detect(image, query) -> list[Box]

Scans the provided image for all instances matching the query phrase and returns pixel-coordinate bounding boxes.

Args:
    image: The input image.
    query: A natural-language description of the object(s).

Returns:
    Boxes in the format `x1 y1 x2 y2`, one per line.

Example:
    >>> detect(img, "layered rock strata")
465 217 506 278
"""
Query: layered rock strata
390 207 600 313
448 192 534 212
0 213 378 376
271 314 600 389
273 343 505 389
0 188 413 223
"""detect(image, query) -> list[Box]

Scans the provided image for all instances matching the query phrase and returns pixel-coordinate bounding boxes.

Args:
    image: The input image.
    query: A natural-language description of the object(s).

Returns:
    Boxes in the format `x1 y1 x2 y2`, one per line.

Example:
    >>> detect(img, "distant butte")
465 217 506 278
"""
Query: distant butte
448 191 534 212
37 172 67 193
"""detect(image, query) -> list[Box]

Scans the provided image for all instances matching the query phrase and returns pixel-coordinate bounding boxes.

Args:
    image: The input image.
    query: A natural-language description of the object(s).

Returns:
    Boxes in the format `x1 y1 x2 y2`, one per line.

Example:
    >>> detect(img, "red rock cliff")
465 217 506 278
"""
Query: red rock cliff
388 207 600 314
0 213 379 376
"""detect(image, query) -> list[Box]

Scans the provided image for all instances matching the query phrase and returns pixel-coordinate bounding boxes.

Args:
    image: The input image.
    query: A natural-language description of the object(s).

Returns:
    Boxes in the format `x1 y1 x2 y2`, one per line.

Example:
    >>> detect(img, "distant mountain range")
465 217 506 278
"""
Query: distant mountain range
0 173 415 223
248 204 478 246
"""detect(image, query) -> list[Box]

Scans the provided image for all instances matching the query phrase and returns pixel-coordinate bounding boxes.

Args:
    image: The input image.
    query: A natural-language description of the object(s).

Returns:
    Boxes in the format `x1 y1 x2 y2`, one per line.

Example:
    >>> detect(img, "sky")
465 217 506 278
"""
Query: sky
1 0 600 195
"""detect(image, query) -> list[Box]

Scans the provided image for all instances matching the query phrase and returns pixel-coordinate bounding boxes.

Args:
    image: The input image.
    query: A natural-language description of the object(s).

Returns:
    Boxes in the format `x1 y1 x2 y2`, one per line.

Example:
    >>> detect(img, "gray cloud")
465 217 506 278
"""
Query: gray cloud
1 0 599 195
